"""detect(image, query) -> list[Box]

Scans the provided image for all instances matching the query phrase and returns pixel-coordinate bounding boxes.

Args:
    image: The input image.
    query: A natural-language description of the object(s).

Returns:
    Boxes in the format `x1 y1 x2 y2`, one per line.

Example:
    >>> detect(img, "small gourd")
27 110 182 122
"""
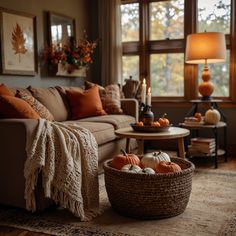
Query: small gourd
204 107 221 125
141 151 171 169
111 149 140 170
139 167 155 174
121 164 142 173
155 161 181 173
158 113 170 127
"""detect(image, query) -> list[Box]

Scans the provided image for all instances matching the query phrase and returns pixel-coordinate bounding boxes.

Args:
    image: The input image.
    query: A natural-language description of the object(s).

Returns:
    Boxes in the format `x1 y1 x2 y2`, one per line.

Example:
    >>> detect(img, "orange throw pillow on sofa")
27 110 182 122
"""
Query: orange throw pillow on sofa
0 95 40 119
66 86 107 119
0 84 14 96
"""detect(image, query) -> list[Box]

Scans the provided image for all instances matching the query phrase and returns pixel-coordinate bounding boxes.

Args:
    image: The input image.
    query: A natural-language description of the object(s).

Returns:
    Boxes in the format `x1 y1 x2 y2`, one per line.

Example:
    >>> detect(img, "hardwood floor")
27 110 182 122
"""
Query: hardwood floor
0 156 235 236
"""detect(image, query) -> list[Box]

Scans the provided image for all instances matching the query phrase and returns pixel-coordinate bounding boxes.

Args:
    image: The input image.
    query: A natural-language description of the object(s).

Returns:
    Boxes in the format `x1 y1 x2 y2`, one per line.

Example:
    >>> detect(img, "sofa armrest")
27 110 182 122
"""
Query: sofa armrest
0 119 39 208
120 98 139 121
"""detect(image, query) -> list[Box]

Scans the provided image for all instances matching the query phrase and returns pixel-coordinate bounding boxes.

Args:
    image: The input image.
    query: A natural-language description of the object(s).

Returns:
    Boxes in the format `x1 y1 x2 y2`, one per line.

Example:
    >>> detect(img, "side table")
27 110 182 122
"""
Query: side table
179 122 227 168
187 99 227 122
115 126 190 158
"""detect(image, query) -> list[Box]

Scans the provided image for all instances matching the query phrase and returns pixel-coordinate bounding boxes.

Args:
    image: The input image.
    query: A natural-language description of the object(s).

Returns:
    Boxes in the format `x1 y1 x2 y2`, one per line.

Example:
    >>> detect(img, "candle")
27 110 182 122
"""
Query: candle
147 87 151 106
141 78 147 104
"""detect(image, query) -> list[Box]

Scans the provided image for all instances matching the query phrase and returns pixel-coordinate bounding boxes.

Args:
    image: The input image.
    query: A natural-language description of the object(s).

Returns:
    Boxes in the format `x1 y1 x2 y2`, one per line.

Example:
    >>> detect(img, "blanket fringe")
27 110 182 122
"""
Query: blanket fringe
50 186 100 221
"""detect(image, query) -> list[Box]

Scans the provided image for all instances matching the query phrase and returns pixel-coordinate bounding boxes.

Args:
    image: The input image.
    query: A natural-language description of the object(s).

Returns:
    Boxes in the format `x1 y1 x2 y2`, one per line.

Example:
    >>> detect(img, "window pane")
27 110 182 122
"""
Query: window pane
150 0 184 40
122 55 139 81
198 50 230 97
121 3 139 42
198 0 231 34
151 54 184 96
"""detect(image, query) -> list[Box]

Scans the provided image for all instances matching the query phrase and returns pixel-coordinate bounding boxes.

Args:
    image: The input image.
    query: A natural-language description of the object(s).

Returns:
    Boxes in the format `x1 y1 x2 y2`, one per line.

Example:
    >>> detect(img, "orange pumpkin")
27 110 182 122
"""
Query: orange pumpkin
155 161 181 173
111 149 140 170
152 121 161 127
194 112 202 122
158 113 170 126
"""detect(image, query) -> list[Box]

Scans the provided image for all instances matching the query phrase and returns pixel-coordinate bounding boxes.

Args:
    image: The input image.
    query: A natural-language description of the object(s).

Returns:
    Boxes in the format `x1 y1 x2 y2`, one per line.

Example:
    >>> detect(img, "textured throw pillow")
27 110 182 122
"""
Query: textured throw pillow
85 81 123 114
0 95 40 119
0 84 14 96
28 86 69 121
101 84 123 114
66 85 107 120
16 90 54 121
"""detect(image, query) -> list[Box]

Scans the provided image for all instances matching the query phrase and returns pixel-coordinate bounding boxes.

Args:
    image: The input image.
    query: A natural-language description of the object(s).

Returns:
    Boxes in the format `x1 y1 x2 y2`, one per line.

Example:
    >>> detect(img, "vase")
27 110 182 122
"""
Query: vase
56 64 86 77
139 105 154 126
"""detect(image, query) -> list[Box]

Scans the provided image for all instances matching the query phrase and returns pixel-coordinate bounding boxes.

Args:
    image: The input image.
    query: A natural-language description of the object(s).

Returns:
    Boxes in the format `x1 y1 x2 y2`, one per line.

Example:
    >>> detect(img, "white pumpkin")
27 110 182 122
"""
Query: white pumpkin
121 164 142 173
139 167 156 174
204 108 221 125
141 151 170 169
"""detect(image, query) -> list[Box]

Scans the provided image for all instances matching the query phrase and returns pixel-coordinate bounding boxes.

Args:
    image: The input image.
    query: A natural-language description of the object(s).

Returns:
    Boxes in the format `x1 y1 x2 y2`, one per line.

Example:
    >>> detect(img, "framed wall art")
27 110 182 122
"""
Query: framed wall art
0 8 37 75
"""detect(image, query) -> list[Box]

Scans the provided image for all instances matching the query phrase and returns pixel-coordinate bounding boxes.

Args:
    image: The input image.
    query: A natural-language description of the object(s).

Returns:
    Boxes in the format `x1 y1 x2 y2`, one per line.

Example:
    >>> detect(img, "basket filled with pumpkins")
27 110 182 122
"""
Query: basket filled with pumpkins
103 149 195 219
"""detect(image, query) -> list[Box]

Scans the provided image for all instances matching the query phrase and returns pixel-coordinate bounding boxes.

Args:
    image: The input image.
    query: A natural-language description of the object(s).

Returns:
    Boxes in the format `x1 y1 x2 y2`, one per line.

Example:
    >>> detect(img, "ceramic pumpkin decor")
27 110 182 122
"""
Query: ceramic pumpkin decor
139 167 155 174
141 151 170 169
111 149 140 170
121 164 142 173
204 107 221 125
155 161 181 173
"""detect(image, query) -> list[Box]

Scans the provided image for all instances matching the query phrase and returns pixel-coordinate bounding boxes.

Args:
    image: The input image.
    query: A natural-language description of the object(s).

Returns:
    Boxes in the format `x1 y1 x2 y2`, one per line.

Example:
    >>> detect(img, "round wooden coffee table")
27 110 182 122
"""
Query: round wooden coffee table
115 126 190 158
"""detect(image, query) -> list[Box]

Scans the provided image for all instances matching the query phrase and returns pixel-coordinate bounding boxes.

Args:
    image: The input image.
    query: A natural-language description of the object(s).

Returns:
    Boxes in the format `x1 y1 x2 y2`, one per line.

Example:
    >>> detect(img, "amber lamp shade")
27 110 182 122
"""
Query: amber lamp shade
185 32 226 100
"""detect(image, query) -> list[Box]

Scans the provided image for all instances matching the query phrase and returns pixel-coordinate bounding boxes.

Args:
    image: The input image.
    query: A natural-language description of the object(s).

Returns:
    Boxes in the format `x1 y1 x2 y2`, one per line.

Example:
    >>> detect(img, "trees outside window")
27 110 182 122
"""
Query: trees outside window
121 0 235 102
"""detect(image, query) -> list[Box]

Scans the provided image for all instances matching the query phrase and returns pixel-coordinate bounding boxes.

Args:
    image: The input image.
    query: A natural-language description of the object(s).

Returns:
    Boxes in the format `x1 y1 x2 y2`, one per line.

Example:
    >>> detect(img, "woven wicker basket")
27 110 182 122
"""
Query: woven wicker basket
103 157 195 219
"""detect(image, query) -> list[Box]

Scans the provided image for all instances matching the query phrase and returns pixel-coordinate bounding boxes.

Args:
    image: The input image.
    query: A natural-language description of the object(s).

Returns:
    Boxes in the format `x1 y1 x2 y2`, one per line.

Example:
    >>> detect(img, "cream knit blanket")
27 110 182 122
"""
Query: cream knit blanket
24 119 99 221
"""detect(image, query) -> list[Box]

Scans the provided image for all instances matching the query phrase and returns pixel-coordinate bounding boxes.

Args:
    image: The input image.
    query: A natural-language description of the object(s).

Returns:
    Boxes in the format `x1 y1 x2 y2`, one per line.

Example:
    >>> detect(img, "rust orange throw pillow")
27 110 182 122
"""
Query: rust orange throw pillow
0 95 40 119
66 86 107 119
0 84 14 96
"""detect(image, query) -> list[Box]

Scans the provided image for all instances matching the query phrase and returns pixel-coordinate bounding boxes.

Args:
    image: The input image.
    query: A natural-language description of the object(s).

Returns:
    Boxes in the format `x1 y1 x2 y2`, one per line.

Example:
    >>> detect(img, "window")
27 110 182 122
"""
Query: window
121 0 235 102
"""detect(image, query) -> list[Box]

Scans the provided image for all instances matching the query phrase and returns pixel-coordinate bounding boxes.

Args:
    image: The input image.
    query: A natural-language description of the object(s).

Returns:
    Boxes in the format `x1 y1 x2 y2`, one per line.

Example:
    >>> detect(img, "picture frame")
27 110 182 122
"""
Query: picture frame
0 8 37 75
47 11 76 47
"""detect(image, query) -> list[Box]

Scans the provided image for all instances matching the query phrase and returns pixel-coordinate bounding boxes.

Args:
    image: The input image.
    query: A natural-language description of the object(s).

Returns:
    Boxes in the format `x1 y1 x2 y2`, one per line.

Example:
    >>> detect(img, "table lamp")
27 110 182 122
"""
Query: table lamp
185 32 226 100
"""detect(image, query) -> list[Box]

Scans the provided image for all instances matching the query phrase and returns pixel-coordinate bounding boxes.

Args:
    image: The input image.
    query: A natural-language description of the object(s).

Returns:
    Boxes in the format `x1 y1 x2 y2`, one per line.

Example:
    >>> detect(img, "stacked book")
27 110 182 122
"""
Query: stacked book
188 137 216 155
184 117 204 126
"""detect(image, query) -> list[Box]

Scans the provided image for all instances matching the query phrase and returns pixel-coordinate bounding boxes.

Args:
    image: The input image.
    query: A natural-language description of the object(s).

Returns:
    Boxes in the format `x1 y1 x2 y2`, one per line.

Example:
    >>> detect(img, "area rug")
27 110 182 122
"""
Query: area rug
0 169 236 236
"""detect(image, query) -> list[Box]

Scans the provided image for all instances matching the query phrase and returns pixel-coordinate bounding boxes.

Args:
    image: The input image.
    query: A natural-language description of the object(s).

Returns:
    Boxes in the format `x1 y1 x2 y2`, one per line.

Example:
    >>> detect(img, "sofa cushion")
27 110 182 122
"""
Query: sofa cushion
16 90 54 121
79 114 135 129
66 86 107 120
63 121 116 145
28 86 68 121
0 95 40 119
55 86 84 119
10 88 32 96
0 84 14 96
85 81 123 114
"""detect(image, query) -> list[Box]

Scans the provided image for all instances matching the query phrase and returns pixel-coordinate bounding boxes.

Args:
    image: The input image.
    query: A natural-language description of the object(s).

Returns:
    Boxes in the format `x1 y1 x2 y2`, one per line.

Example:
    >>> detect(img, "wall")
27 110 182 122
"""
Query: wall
0 0 89 88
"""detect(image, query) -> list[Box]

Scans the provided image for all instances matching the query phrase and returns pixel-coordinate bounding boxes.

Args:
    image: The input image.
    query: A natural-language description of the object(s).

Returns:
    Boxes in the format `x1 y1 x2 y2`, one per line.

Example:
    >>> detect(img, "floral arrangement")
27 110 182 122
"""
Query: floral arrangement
44 34 97 73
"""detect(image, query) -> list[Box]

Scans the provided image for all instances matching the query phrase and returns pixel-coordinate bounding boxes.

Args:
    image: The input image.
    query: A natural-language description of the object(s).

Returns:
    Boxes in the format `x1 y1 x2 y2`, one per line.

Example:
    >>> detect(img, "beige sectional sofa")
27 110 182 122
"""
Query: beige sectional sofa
0 86 138 210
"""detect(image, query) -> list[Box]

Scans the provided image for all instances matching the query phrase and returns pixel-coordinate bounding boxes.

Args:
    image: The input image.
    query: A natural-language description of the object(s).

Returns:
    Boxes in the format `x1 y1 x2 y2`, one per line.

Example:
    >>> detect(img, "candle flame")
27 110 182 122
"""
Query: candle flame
143 78 146 84
148 87 151 93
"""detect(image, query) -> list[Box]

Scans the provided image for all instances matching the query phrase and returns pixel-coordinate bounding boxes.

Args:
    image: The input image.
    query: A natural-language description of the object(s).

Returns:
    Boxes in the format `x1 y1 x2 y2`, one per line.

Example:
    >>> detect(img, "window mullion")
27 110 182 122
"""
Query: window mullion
184 0 198 100
139 0 149 85
230 0 236 102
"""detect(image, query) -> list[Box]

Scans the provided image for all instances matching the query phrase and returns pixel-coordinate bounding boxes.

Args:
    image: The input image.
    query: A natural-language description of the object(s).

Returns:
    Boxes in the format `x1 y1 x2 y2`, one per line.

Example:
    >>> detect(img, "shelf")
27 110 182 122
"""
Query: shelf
188 149 225 158
179 121 226 129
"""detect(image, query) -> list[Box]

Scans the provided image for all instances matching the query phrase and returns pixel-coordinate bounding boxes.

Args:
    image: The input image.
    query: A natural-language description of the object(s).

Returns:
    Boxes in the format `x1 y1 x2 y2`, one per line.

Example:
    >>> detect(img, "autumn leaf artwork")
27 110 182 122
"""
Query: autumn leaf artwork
11 23 27 63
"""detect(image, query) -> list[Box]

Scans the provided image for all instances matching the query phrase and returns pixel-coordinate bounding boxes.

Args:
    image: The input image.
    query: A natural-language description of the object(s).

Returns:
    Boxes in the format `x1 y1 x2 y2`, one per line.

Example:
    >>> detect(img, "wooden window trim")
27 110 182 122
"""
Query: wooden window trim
121 0 236 105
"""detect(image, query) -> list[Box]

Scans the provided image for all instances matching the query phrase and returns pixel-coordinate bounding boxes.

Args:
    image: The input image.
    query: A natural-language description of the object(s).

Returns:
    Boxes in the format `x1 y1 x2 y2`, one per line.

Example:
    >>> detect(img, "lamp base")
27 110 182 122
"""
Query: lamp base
201 96 212 101
198 81 214 98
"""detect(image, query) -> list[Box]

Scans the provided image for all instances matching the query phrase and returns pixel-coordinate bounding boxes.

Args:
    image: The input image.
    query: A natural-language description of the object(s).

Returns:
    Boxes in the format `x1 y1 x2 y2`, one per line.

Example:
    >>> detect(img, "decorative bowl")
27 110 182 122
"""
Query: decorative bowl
130 123 172 133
